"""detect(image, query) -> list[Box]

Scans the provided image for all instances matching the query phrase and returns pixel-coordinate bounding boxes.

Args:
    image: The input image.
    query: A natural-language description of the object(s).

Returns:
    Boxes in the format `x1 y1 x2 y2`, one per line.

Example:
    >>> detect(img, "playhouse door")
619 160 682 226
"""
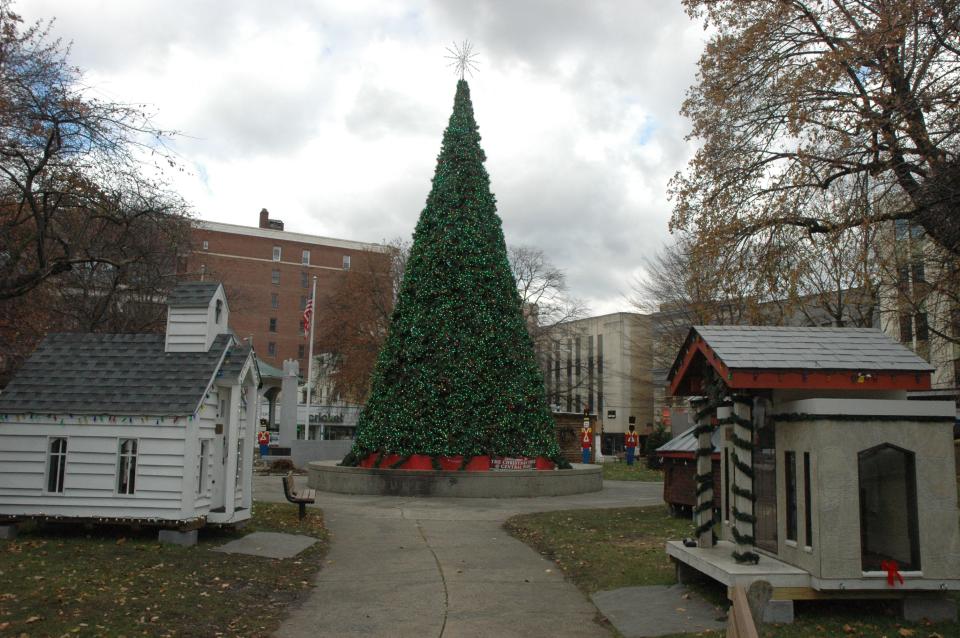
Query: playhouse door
753 424 777 553
210 424 227 511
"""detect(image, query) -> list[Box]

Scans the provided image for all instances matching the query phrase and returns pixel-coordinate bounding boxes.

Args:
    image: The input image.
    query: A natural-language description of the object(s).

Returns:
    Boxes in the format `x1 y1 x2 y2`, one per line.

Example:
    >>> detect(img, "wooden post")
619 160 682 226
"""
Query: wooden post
692 398 715 548
731 396 758 563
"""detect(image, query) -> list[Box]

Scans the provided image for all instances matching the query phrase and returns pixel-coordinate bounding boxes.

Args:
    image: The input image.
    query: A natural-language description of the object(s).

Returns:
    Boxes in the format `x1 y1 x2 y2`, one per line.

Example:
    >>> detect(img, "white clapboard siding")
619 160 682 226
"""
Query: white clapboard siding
165 307 209 352
0 419 194 521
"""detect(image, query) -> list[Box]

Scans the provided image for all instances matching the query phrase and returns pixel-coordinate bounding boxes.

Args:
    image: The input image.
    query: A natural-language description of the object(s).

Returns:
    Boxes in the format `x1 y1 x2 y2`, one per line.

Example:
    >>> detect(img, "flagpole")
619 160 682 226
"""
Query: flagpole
305 275 317 439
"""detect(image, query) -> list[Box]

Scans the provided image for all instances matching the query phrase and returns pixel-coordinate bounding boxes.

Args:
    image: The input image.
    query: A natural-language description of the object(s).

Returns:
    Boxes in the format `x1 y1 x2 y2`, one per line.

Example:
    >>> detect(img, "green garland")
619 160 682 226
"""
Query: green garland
772 413 954 423
731 451 755 479
732 526 756 546
732 550 760 564
732 483 757 502
732 506 757 524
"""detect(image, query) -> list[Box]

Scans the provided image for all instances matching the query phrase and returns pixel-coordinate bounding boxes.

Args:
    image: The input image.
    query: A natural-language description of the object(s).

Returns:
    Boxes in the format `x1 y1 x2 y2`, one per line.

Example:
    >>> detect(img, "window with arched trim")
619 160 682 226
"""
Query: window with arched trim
215 299 223 324
858 443 920 571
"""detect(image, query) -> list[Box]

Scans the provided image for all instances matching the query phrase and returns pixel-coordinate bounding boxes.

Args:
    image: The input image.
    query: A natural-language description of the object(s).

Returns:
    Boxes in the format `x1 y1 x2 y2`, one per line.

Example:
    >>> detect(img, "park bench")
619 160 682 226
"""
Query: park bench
282 473 316 521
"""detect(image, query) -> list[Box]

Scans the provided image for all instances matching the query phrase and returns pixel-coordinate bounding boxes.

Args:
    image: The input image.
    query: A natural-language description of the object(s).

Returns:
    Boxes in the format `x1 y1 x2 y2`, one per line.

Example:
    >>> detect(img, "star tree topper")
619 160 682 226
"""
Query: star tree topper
445 39 479 79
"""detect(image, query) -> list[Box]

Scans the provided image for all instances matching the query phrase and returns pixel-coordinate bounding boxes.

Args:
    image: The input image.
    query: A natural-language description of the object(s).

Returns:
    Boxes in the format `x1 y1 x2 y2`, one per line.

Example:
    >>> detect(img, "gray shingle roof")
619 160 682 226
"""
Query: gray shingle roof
691 325 933 372
167 281 222 308
219 344 259 384
656 424 721 455
0 333 234 416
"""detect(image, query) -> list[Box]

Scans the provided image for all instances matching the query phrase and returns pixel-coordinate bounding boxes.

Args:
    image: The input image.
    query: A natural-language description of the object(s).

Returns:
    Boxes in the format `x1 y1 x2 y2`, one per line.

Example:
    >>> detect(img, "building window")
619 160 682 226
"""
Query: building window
46 437 67 493
269 318 277 332
215 299 223 324
202 240 209 251
894 218 909 241
271 293 279 309
268 342 277 356
342 255 351 270
915 313 929 341
272 269 280 285
911 259 925 284
785 451 797 543
858 444 920 571
724 447 730 523
302 250 310 265
301 271 308 288
298 344 305 358
273 246 282 261
300 296 307 310
803 452 813 548
198 440 208 494
899 314 913 343
117 439 138 495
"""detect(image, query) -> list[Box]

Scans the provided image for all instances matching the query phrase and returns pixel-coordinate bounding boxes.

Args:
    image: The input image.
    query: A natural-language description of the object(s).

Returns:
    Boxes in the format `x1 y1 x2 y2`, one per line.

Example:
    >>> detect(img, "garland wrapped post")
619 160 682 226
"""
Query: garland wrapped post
730 395 759 564
715 402 733 530
691 397 716 548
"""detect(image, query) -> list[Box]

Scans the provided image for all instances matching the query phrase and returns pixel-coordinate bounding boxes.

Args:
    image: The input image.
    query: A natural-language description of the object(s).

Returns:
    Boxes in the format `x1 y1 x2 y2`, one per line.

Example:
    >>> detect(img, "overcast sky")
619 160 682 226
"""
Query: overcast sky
24 1 705 315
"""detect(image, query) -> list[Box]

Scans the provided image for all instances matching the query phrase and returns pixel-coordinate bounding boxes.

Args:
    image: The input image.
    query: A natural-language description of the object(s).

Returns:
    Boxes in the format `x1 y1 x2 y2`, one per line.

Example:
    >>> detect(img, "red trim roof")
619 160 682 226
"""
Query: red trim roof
668 327 933 396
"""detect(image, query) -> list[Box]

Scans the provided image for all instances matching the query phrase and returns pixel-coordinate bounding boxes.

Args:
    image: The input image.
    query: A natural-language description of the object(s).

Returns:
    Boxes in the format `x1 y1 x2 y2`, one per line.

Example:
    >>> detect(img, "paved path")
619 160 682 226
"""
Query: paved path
254 475 663 638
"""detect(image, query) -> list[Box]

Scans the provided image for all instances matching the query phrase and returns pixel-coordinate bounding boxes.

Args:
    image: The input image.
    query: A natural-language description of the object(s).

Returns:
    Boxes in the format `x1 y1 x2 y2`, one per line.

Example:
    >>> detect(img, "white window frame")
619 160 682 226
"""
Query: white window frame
202 240 209 250
342 255 351 270
302 249 310 265
272 246 282 261
272 269 280 285
45 436 68 494
116 438 138 495
198 439 209 495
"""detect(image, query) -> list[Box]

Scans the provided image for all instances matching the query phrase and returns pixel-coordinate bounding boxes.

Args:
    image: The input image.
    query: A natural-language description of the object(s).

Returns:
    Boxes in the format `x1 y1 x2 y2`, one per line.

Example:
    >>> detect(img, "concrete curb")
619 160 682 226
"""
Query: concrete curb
307 460 603 497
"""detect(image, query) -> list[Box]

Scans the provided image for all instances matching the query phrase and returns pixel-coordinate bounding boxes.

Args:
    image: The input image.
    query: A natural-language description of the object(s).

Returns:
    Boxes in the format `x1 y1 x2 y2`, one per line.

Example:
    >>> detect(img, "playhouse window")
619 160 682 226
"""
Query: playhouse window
117 439 138 495
803 452 813 548
858 444 920 572
198 440 209 494
46 437 67 493
785 451 797 543
215 300 223 324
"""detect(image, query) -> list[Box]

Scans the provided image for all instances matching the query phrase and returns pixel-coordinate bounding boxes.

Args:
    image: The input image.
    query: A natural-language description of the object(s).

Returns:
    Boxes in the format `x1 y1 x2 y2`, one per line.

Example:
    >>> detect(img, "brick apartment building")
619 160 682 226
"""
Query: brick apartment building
184 209 385 371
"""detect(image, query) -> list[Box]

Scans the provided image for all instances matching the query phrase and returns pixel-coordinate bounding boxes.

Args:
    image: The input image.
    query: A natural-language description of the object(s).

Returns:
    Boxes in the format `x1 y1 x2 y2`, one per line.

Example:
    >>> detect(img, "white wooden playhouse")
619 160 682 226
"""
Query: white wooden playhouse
0 282 260 542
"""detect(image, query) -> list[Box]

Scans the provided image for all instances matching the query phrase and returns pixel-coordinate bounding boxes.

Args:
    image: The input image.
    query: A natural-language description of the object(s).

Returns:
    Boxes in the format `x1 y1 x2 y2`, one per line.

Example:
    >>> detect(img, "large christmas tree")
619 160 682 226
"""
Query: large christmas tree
345 80 563 467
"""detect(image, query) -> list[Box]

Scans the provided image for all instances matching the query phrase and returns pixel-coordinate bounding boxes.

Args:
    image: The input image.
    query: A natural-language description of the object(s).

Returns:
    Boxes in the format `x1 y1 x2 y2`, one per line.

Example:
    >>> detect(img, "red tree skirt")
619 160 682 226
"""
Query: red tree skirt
357 453 555 471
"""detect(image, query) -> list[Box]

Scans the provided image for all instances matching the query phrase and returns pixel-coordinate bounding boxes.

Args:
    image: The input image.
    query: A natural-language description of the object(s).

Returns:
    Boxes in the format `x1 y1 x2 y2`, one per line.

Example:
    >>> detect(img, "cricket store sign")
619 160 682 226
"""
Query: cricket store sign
491 457 536 470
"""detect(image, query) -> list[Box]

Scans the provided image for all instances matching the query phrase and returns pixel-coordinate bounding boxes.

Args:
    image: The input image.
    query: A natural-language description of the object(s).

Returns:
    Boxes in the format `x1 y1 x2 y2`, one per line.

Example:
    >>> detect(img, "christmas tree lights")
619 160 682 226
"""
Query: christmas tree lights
344 80 563 467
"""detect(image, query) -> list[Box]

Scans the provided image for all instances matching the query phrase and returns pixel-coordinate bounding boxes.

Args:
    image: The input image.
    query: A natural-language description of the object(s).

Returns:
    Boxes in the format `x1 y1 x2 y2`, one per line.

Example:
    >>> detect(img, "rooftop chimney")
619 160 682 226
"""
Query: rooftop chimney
258 207 285 231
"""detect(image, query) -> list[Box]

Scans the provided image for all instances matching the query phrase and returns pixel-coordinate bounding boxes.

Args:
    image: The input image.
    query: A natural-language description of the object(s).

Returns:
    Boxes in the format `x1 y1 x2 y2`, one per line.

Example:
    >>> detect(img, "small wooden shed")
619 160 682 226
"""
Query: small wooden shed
0 282 260 543
656 425 721 515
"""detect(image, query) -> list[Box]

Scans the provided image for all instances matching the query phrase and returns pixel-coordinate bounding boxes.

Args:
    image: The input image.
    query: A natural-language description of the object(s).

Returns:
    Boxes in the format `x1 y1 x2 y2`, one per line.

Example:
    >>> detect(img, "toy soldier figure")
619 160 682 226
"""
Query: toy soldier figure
625 424 639 466
257 429 270 457
581 420 592 465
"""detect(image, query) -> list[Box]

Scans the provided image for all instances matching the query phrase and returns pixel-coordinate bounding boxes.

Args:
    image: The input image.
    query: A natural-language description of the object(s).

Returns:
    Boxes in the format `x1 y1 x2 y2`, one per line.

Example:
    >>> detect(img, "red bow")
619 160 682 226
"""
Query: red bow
880 560 904 586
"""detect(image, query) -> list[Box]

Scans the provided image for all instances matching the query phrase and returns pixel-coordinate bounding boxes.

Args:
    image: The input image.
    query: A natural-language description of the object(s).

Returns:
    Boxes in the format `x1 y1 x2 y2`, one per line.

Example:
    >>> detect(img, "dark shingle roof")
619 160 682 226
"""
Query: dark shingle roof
218 344 259 384
167 281 221 308
692 325 933 372
0 333 233 416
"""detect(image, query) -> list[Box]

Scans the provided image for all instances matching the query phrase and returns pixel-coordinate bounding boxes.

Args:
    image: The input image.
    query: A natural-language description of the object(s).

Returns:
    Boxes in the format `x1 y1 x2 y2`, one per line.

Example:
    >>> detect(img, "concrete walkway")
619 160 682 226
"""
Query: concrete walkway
254 475 663 638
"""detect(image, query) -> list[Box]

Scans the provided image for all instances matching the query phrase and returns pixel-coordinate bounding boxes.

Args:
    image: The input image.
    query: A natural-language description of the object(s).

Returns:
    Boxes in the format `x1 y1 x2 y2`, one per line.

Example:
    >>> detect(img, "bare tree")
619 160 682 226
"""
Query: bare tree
672 0 960 258
0 2 190 301
313 240 405 403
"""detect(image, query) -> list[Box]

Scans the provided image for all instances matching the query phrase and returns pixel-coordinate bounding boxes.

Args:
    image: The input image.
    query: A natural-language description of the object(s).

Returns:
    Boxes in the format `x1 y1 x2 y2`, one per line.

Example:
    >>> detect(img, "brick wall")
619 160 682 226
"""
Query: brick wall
184 219 385 371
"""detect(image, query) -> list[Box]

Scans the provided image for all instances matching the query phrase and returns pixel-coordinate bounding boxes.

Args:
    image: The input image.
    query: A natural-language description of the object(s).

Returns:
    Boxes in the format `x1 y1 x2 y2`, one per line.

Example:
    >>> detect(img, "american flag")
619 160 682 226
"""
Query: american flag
302 297 314 338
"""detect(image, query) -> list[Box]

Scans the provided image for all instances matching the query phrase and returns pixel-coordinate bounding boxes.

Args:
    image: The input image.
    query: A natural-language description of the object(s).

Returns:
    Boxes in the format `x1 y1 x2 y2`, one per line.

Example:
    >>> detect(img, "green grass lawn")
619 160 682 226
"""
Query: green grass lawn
0 502 328 637
505 506 960 638
601 462 664 482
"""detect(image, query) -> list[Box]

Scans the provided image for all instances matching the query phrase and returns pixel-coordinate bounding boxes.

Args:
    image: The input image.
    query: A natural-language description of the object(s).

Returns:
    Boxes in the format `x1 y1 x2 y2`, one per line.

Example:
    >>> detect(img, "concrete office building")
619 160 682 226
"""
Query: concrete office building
540 312 654 454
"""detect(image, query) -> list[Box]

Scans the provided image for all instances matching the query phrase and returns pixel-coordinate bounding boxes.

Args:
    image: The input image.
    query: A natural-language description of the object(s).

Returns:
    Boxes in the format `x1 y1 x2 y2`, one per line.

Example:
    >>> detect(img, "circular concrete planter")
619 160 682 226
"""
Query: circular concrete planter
307 460 602 498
